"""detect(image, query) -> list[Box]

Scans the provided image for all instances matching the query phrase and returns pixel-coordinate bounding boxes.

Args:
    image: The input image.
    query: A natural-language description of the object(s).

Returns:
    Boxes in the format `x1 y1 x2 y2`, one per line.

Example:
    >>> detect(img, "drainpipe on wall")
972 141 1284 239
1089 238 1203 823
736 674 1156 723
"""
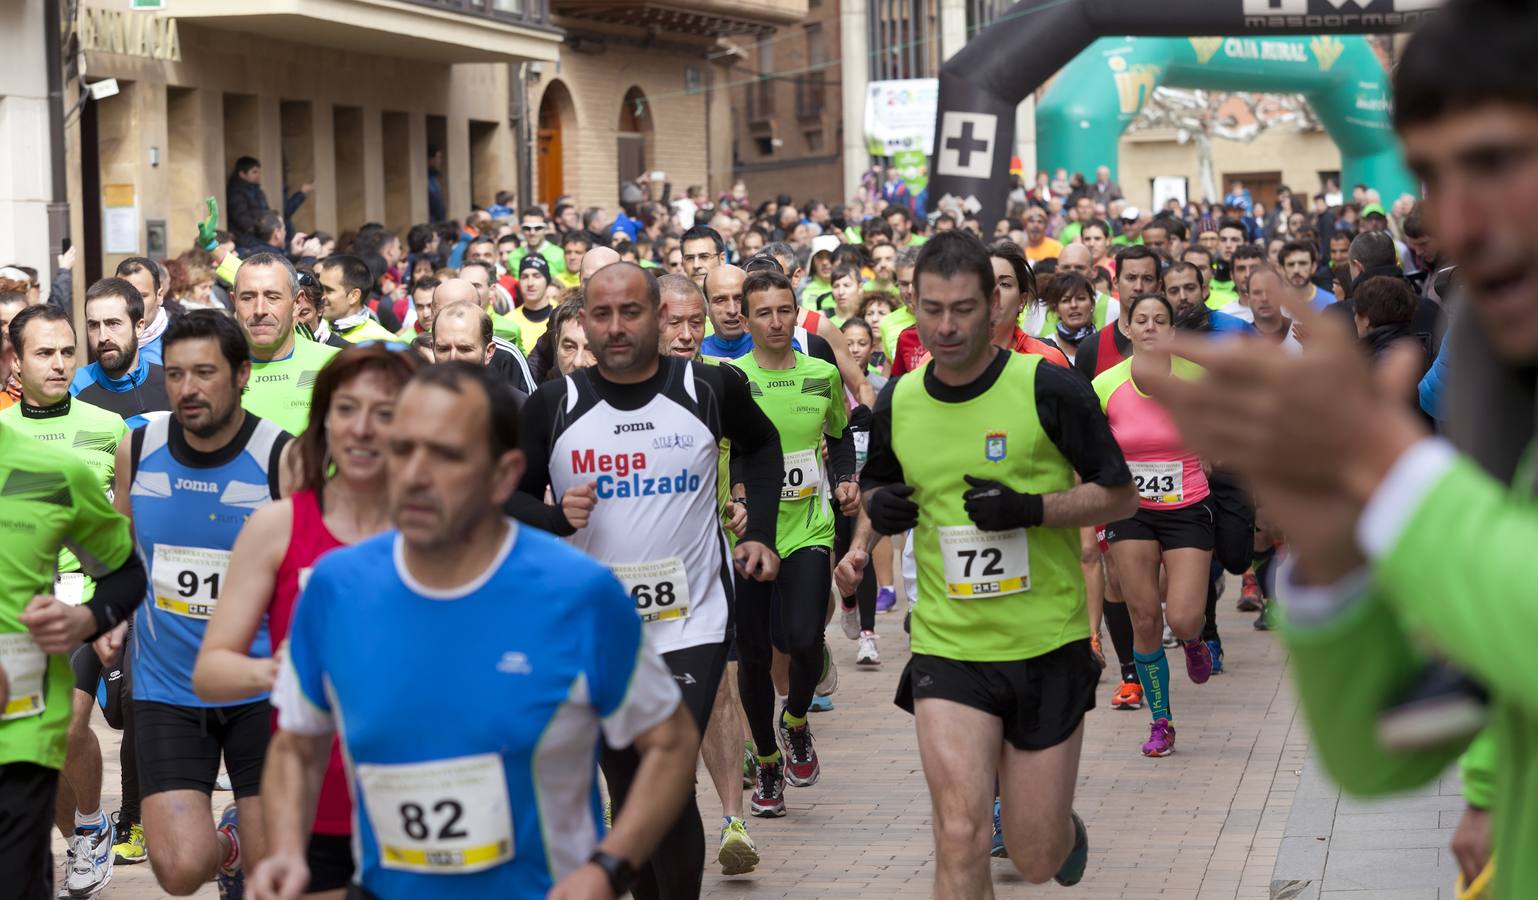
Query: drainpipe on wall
44 0 70 279
512 62 533 208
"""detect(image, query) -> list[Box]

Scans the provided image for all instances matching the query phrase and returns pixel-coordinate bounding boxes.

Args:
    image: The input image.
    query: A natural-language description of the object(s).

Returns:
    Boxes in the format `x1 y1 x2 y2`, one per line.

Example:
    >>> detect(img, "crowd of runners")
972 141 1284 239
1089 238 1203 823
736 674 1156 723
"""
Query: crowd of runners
2 1 1536 897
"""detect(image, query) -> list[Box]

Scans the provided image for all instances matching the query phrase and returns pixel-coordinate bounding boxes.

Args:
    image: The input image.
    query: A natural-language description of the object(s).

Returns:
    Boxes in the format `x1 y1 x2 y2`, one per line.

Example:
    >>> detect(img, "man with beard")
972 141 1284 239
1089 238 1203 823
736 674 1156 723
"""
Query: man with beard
508 262 783 898
109 311 294 898
71 278 171 428
234 252 339 436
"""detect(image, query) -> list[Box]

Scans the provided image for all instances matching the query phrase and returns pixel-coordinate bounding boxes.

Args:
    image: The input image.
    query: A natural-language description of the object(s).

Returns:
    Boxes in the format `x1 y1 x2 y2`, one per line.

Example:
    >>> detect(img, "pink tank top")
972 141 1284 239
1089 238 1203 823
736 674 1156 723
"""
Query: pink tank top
1094 358 1209 511
270 488 352 836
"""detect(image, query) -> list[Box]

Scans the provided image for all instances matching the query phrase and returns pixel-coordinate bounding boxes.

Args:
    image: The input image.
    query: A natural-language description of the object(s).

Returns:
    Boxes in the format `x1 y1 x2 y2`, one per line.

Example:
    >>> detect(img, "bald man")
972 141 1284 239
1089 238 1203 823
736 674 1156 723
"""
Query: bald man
700 266 749 357
580 246 621 286
433 278 534 394
431 301 497 365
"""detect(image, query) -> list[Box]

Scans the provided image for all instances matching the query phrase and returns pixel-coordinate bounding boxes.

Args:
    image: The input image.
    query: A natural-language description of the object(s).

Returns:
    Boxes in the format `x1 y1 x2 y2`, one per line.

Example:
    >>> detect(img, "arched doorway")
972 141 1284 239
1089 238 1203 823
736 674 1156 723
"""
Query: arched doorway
616 86 653 205
537 80 575 209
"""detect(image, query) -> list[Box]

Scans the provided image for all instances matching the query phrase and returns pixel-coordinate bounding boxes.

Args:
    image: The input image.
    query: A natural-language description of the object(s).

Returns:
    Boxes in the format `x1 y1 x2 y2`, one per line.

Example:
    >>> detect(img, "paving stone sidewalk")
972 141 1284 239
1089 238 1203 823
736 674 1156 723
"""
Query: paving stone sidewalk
65 582 1460 898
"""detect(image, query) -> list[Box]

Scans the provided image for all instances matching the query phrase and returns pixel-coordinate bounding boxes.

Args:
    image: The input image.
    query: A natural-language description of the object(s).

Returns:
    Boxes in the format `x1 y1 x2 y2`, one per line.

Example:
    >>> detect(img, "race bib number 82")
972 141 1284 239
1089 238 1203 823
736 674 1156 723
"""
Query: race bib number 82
358 753 515 873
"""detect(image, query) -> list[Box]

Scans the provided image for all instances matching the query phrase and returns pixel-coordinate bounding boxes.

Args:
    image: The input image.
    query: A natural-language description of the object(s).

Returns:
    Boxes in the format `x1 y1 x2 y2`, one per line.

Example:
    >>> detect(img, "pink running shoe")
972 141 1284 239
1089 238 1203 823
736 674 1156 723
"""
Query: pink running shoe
1183 639 1213 684
1142 718 1176 757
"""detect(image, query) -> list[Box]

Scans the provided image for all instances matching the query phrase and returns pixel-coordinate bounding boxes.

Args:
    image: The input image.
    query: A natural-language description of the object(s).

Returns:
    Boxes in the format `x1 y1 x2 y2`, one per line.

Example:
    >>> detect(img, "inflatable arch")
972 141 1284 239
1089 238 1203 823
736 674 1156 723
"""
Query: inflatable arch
1037 35 1414 204
926 0 1443 225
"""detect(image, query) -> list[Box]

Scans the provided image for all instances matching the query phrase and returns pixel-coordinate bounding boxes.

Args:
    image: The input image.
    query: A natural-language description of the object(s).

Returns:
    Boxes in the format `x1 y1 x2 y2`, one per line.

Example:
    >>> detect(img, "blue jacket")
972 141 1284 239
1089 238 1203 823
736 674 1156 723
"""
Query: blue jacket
70 355 170 430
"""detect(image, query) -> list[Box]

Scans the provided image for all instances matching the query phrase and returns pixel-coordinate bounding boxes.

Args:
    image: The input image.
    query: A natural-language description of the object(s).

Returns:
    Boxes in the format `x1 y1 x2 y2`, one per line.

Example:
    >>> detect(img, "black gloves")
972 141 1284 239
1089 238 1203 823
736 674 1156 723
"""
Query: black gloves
867 483 919 535
962 475 1044 531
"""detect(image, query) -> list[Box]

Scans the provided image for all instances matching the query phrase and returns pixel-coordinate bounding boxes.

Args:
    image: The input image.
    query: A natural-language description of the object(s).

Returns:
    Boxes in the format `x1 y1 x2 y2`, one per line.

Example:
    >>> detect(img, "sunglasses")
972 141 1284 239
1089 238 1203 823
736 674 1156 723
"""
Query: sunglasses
350 340 415 353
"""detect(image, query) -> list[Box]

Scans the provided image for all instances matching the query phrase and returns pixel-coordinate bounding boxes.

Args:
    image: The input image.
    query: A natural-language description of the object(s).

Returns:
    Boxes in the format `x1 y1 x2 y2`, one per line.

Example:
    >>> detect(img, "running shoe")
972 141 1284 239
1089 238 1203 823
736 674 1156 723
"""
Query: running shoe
808 694 834 712
1142 718 1177 757
1253 602 1272 631
1206 639 1225 675
750 758 787 817
1110 680 1143 710
215 771 233 792
875 586 896 612
1162 624 1178 648
64 812 115 897
1053 811 1088 887
1237 571 1263 612
840 605 861 641
990 796 1007 859
856 631 880 666
111 814 146 865
718 817 760 875
741 742 755 789
778 714 821 787
1182 639 1213 684
815 645 838 697
215 804 243 900
1088 633 1106 670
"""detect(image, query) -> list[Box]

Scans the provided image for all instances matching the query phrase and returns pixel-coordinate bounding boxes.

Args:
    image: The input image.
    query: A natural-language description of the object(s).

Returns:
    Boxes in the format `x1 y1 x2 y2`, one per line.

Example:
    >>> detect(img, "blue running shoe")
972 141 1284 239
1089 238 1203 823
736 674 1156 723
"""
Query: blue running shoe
990 796 1007 858
1054 811 1088 886
808 694 833 713
1207 639 1225 675
215 804 244 900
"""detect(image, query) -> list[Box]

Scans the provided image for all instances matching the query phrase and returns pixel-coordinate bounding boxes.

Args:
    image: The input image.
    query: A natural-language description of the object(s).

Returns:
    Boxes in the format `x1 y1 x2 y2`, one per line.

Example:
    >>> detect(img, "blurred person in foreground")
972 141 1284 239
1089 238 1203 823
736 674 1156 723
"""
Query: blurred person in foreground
1134 2 1538 895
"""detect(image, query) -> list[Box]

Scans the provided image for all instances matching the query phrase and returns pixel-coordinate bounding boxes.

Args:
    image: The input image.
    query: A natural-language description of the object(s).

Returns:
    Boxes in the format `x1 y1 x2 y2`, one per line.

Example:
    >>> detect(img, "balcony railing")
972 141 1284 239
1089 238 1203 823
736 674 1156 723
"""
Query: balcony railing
399 0 552 29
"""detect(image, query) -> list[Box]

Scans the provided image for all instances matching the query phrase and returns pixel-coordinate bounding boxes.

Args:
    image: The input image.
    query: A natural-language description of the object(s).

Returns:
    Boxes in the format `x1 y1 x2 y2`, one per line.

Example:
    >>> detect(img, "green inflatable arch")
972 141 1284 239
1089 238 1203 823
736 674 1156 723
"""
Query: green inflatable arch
1036 34 1414 202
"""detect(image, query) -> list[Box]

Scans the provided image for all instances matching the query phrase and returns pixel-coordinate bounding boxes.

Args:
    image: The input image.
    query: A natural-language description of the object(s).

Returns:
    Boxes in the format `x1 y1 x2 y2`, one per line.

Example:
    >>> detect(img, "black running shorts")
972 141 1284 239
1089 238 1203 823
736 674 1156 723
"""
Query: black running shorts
895 640 1099 751
1103 498 1216 551
133 700 271 798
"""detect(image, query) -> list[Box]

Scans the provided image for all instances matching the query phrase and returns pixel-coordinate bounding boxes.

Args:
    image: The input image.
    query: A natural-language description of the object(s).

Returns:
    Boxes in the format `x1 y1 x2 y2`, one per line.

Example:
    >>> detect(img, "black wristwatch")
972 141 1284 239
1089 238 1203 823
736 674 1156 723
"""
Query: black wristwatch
588 850 635 896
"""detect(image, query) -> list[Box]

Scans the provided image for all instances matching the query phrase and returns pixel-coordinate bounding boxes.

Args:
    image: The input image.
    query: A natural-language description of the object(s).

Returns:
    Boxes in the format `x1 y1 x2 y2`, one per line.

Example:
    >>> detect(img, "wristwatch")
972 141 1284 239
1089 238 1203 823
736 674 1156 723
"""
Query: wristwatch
588 850 635 896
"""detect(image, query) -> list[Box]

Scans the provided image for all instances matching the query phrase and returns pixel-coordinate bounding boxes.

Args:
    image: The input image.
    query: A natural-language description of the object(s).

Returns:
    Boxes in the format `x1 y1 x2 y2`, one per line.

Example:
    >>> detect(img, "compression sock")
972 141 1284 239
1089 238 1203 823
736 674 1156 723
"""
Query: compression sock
1254 547 1278 600
1104 599 1137 682
1202 575 1221 643
1134 649 1172 722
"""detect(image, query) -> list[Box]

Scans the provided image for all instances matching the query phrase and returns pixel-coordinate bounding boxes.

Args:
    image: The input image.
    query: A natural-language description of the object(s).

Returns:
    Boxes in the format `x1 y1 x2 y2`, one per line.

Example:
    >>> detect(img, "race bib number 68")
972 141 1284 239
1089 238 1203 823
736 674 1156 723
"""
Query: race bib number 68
612 558 692 623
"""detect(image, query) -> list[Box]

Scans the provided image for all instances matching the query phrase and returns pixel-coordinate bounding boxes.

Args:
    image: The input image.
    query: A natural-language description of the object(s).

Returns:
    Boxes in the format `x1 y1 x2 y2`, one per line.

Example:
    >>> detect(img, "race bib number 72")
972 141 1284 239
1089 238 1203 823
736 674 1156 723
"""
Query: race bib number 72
937 526 1030 599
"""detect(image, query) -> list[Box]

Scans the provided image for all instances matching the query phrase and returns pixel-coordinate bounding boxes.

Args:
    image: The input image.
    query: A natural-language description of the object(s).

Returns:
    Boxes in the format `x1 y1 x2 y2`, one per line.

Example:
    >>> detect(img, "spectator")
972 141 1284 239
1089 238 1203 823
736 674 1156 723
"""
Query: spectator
225 156 269 242
427 144 446 223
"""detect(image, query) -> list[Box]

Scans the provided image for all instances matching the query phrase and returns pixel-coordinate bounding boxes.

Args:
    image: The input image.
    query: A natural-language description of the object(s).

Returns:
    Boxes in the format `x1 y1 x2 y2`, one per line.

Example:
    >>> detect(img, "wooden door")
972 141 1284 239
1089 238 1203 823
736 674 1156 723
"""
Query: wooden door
537 127 562 209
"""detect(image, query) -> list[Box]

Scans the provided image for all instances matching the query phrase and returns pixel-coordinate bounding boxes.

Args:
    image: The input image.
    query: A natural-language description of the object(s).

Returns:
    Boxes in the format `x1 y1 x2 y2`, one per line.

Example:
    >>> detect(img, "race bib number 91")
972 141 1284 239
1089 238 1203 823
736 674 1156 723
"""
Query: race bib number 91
781 448 822 501
937 526 1030 599
358 753 515 873
152 545 232 620
1128 461 1184 505
612 558 692 623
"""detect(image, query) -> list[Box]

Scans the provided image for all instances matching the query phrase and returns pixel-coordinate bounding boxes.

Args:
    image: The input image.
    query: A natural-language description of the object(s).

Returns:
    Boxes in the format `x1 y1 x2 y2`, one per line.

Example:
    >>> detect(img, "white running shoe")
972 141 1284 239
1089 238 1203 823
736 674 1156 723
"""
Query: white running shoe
1162 624 1178 648
840 605 860 641
856 631 880 666
815 645 838 697
215 771 233 791
64 816 115 897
